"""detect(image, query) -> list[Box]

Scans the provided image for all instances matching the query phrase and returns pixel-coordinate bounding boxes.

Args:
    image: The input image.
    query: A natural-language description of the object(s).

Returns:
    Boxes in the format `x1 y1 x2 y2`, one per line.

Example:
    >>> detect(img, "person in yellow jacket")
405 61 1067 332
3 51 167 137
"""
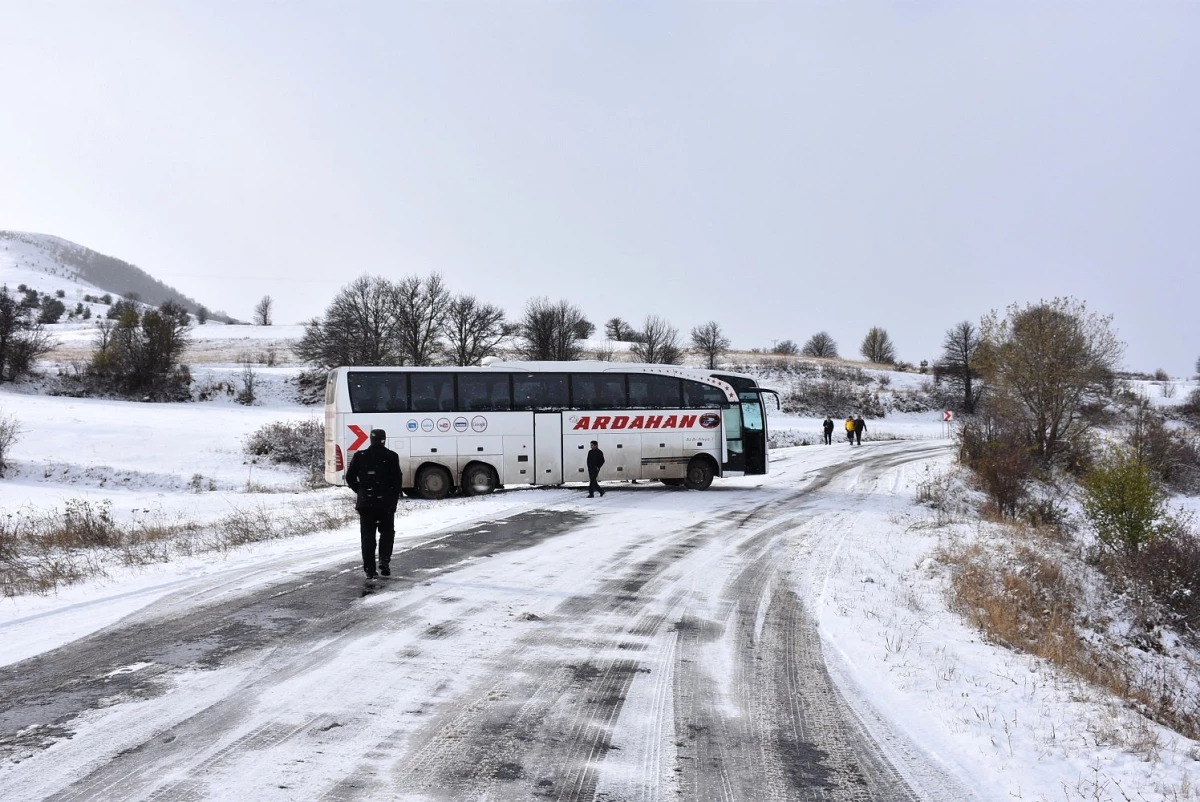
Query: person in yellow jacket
844 417 855 444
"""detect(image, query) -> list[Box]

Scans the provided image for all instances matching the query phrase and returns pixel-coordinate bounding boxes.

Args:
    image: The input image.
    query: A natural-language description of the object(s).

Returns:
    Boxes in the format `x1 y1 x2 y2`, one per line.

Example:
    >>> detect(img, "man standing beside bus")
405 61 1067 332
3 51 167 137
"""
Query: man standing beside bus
587 440 606 498
346 429 403 579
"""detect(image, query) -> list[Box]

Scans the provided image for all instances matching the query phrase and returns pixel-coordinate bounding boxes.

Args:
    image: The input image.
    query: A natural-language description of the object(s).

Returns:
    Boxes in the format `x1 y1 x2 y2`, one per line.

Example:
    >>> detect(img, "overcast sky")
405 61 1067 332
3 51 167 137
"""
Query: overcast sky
1 2 1197 374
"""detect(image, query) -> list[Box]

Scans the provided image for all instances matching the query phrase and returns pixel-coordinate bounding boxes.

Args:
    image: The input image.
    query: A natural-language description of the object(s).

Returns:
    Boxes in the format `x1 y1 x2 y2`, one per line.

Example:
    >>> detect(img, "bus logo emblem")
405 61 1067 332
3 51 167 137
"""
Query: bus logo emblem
700 413 721 429
471 416 488 433
407 420 418 432
437 418 452 432
454 417 469 432
421 419 435 432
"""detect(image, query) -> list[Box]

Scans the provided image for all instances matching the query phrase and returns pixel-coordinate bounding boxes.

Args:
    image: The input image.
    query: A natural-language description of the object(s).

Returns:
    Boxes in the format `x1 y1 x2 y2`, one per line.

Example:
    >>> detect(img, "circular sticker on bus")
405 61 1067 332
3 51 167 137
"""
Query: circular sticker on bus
700 412 721 429
471 416 488 433
406 420 418 432
421 419 435 432
437 418 452 432
453 417 469 432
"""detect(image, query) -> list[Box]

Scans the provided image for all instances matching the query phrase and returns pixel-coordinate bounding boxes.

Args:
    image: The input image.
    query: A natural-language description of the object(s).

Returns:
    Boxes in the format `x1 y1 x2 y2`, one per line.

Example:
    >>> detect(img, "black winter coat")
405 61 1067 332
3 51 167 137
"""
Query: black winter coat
346 445 403 513
586 448 605 475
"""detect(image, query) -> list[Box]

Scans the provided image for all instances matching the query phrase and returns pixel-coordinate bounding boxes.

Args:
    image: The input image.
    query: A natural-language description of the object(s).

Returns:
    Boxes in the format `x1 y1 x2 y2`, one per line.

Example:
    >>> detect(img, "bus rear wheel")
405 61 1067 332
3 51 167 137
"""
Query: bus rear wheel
416 465 453 500
684 457 714 491
462 464 499 496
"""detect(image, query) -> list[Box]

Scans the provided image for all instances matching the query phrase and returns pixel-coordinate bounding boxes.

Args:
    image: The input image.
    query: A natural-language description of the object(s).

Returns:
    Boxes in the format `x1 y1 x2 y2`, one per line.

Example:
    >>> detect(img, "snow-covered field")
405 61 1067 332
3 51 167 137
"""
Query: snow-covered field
2 356 1198 799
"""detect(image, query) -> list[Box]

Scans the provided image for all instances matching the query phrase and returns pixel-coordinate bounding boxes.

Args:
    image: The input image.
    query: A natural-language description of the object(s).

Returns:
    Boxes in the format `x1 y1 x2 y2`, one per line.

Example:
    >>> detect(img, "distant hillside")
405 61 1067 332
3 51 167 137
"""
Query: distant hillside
0 231 234 322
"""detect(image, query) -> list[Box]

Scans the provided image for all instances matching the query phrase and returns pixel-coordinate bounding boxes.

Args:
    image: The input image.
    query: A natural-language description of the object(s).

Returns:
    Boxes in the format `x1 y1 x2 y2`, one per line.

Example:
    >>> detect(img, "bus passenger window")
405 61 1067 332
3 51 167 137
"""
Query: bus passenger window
513 374 568 410
683 381 728 409
348 371 407 413
459 373 512 411
411 374 454 412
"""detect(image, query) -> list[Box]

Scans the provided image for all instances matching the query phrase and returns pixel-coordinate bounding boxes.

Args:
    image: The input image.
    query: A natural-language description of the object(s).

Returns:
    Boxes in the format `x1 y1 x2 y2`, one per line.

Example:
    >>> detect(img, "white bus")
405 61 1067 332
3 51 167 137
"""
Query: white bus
323 361 777 499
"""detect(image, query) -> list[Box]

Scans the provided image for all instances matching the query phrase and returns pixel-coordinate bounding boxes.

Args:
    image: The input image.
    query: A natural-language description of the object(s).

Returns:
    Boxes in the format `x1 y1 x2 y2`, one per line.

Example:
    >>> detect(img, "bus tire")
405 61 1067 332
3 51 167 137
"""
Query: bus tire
661 478 685 487
416 465 453 500
684 456 715 491
461 463 499 496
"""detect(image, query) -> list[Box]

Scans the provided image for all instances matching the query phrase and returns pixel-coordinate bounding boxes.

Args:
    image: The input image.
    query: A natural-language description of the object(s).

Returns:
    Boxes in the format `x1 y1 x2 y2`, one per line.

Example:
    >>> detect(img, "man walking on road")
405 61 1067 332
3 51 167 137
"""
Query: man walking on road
345 429 403 579
822 416 834 445
587 440 606 498
854 415 867 446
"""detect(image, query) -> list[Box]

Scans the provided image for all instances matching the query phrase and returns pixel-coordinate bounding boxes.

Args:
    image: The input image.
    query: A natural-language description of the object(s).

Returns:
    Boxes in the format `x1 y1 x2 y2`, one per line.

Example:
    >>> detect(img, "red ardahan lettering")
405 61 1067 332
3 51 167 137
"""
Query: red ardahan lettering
572 414 705 431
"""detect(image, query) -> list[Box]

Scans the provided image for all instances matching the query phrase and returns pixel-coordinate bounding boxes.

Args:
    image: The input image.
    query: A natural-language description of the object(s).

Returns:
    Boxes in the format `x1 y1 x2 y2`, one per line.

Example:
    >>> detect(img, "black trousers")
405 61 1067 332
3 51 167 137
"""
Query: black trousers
823 430 832 445
359 509 395 572
588 469 602 496
855 430 863 445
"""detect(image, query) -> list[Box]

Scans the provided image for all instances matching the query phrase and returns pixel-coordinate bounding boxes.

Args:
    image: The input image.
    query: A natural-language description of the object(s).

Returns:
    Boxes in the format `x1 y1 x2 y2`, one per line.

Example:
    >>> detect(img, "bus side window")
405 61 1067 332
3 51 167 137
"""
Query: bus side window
411 374 452 412
683 380 727 409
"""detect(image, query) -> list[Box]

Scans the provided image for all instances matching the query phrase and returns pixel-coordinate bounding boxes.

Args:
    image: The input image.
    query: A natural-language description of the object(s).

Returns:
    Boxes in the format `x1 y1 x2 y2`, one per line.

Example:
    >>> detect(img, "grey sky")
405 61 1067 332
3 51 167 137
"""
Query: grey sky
2 2 1197 374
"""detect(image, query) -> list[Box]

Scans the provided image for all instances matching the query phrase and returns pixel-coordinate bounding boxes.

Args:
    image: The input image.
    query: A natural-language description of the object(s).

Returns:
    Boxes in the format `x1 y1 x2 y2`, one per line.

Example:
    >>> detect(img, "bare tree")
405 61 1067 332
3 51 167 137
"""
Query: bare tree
690 321 730 370
773 339 799 356
859 327 896 364
574 319 596 340
605 317 636 341
936 321 984 414
980 297 1123 461
444 294 507 366
253 295 273 326
517 297 587 361
0 285 55 383
1195 354 1200 379
294 276 404 368
801 331 838 358
631 315 682 364
196 304 209 325
395 273 452 366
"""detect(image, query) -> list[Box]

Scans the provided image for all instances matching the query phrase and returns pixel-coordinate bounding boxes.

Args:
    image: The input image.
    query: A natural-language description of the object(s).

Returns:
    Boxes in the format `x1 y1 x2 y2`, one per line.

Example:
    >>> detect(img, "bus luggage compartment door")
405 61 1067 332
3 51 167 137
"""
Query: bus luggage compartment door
534 413 563 485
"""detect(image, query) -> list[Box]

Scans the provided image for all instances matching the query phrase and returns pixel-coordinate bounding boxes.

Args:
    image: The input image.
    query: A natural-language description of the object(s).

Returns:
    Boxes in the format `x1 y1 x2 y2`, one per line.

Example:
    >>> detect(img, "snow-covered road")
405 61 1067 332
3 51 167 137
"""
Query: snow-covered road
0 441 972 801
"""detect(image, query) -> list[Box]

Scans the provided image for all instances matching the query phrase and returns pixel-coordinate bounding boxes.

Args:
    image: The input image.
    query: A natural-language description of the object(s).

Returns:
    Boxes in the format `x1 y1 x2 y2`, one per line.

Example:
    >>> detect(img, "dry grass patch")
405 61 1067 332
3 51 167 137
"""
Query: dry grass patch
939 526 1200 743
1 497 356 597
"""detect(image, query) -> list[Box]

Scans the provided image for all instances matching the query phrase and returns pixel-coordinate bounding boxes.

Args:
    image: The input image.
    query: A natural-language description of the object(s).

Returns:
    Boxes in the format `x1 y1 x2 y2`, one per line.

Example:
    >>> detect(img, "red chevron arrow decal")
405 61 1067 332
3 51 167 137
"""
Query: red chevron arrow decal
347 424 368 450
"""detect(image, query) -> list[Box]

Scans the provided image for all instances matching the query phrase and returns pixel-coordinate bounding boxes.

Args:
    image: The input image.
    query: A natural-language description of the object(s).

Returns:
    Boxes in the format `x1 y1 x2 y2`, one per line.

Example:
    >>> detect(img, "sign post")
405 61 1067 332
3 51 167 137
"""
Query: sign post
942 410 954 439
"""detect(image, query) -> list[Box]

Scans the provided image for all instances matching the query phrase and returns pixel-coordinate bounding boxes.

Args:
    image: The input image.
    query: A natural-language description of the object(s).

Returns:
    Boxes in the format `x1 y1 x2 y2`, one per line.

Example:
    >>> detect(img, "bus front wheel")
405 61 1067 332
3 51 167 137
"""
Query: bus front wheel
462 463 499 496
416 465 453 500
684 457 715 491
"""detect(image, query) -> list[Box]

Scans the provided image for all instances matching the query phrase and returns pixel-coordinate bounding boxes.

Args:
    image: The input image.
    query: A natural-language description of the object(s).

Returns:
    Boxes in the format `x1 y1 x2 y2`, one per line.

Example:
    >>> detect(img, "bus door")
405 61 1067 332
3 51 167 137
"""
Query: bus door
534 412 563 484
739 393 767 475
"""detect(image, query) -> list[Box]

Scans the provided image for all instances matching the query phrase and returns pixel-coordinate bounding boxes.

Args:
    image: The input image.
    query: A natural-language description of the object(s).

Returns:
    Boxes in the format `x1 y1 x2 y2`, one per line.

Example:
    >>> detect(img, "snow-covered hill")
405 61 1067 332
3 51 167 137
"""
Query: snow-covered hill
0 231 231 321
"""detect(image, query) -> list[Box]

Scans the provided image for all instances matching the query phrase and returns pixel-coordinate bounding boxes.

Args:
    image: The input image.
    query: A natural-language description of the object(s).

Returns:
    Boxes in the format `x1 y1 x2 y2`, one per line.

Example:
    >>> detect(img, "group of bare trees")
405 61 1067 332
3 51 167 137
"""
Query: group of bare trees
296 274 509 369
295 274 743 370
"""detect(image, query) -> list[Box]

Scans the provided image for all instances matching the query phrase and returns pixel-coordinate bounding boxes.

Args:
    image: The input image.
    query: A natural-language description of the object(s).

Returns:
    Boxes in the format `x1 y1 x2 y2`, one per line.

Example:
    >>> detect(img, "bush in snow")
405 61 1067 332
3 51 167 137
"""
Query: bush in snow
0 413 21 477
37 298 65 324
1081 445 1170 555
244 419 324 473
956 400 1032 519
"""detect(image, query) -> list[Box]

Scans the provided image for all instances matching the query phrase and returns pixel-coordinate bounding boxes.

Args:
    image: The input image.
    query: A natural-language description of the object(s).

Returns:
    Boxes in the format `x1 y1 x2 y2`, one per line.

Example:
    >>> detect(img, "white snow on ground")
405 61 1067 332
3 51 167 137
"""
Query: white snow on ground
2 321 1199 799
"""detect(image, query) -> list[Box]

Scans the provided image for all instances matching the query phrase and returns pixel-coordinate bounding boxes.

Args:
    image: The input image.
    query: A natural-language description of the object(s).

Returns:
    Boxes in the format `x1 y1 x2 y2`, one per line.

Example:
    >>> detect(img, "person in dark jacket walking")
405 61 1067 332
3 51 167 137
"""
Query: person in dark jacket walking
587 440 605 498
822 416 834 445
853 415 866 445
345 429 403 578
